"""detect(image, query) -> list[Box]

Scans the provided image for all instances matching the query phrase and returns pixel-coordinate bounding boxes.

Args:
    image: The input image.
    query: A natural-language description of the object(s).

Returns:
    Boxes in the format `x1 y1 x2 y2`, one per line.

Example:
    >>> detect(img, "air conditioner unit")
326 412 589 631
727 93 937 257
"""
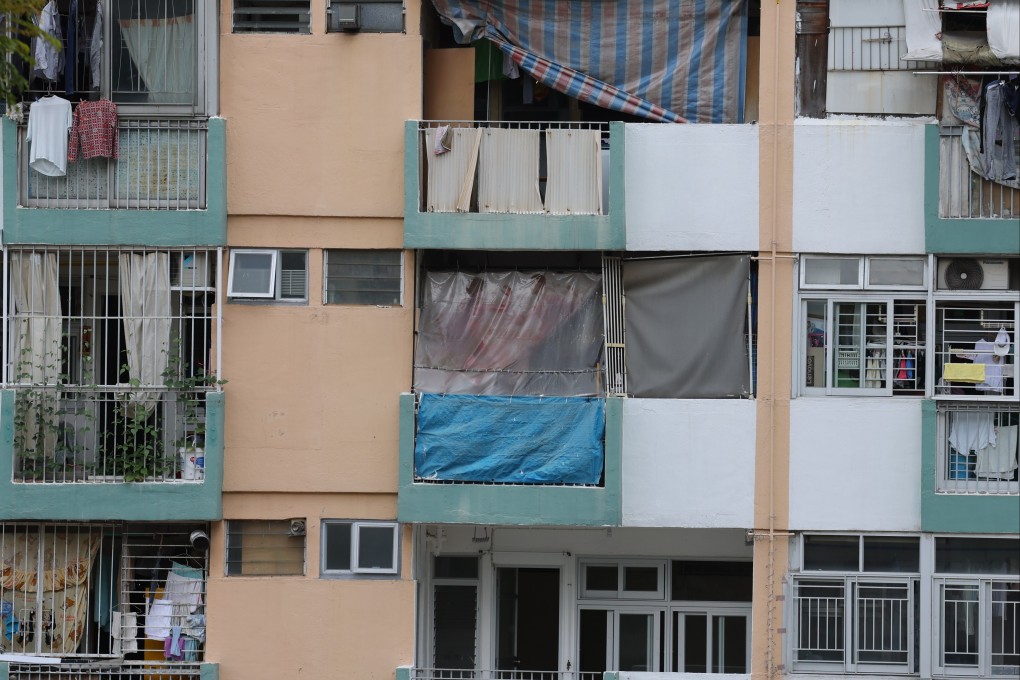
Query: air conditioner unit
174 252 211 289
937 258 1010 290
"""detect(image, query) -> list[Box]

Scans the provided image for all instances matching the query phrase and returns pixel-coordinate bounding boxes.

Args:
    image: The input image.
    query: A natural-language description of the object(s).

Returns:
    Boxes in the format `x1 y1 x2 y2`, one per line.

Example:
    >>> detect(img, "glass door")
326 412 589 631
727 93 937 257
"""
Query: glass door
673 608 750 673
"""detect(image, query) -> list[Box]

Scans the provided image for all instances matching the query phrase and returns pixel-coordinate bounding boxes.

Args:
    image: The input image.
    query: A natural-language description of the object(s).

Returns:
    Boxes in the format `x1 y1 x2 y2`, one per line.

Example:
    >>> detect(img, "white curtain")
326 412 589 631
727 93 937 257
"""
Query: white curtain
544 129 603 215
426 127 481 212
478 128 544 213
119 253 171 415
119 15 195 104
988 0 1020 60
10 253 63 459
902 0 943 61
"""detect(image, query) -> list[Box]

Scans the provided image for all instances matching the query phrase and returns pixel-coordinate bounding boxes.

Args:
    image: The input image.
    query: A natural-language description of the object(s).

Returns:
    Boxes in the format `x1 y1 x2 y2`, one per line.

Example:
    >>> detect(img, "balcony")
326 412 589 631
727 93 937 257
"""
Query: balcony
404 121 624 251
1 117 226 247
922 400 1020 534
397 393 622 526
925 124 1020 255
397 670 750 680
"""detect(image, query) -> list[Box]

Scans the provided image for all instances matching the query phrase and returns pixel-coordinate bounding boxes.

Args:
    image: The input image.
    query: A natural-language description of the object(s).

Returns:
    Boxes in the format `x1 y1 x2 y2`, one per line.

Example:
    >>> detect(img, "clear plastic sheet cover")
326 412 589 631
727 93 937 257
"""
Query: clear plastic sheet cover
414 270 604 396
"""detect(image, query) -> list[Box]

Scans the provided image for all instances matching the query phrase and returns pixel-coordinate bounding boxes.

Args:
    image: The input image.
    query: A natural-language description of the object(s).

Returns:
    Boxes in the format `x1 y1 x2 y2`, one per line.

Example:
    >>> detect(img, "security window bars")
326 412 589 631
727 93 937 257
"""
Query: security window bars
935 300 1018 400
935 579 1020 677
938 402 1020 495
324 249 402 306
793 577 917 674
13 1 208 114
233 0 311 34
225 520 305 576
4 247 219 483
227 249 307 301
321 520 399 576
0 522 208 662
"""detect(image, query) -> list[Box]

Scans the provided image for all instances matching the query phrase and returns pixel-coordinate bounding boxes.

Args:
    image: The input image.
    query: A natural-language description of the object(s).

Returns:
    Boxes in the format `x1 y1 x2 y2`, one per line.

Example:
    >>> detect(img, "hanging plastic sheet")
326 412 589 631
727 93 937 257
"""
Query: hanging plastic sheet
415 394 605 484
414 270 604 396
624 254 751 398
430 0 748 123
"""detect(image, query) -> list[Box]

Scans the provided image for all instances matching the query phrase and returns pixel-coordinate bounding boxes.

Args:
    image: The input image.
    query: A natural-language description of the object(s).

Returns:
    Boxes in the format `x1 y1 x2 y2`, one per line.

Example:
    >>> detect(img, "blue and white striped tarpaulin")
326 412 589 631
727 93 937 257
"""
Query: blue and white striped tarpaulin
431 0 748 124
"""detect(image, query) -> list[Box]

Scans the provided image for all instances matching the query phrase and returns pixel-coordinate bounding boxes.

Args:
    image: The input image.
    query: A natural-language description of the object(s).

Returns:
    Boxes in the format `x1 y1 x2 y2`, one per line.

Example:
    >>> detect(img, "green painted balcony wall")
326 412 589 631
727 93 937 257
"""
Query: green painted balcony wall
0 390 224 521
403 121 626 251
921 400 1020 534
0 663 218 680
397 393 623 526
924 124 1020 255
2 117 226 246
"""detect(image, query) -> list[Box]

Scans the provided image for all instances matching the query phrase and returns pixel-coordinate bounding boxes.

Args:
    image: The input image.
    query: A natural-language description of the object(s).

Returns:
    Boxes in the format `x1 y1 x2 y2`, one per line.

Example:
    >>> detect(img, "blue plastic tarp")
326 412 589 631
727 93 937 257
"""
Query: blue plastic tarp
414 394 605 484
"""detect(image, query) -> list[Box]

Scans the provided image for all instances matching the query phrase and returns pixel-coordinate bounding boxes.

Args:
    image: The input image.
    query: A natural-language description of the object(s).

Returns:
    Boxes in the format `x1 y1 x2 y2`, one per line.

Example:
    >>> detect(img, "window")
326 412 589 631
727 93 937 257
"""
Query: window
430 556 479 671
580 560 665 600
233 0 311 34
225 520 306 576
934 538 1020 677
321 521 399 576
13 1 210 115
793 535 920 674
934 300 1017 399
800 256 928 396
227 249 307 301
324 250 402 306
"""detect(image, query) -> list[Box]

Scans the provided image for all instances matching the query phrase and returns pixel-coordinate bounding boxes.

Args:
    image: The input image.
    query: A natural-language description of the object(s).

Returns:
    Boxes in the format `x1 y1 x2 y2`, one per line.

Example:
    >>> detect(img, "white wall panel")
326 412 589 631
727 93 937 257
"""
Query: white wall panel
793 119 929 254
622 399 756 528
790 397 922 531
625 124 759 252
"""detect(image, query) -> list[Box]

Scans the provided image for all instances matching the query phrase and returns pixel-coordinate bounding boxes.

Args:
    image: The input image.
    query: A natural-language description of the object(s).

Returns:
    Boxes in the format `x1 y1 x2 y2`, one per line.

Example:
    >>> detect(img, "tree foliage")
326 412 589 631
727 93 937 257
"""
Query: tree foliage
0 1 60 107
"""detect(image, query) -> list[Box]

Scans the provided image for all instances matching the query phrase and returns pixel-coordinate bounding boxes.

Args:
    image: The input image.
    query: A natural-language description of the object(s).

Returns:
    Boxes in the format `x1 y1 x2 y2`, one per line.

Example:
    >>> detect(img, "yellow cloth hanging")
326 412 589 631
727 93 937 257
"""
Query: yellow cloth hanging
943 363 986 383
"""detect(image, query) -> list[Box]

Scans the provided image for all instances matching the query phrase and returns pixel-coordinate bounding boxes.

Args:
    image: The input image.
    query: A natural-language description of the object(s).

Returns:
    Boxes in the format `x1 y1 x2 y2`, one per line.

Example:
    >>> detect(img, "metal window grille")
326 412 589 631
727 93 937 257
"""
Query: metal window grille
601 255 626 395
0 522 208 663
233 1 311 34
939 126 1020 220
9 667 202 679
411 672 602 680
794 577 915 672
4 247 220 484
324 250 402 306
936 579 1020 675
416 121 609 216
828 25 939 71
937 402 1020 495
935 300 1018 400
19 119 208 210
992 582 1020 674
224 520 306 576
941 582 981 669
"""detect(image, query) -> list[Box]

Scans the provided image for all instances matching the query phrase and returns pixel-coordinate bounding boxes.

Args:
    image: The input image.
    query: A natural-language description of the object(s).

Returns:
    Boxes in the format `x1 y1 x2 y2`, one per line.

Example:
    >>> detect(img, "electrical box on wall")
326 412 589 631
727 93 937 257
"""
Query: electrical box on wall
327 0 404 33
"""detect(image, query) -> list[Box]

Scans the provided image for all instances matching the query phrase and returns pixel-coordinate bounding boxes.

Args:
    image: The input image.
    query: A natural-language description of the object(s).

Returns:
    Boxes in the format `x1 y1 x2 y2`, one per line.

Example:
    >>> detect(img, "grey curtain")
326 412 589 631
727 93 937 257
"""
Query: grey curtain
624 254 751 398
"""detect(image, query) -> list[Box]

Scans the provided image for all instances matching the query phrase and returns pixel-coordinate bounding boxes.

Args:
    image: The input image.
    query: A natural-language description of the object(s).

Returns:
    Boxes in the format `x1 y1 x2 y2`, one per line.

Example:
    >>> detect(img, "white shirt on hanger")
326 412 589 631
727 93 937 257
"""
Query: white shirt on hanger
27 96 73 177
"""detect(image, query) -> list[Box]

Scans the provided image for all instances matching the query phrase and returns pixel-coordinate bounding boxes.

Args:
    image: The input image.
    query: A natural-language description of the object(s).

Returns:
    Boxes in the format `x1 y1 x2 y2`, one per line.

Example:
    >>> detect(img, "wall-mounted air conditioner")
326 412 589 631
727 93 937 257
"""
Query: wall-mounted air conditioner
937 258 1010 290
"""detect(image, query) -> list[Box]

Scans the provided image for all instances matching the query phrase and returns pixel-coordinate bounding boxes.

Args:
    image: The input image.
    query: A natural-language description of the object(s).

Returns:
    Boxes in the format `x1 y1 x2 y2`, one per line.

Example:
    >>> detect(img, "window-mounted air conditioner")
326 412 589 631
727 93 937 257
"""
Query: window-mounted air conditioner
937 258 1010 290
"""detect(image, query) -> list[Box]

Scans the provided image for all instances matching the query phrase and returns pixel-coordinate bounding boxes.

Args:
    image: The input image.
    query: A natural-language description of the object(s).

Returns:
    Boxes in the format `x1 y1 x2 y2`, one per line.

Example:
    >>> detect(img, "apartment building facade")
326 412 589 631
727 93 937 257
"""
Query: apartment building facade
0 1 1017 680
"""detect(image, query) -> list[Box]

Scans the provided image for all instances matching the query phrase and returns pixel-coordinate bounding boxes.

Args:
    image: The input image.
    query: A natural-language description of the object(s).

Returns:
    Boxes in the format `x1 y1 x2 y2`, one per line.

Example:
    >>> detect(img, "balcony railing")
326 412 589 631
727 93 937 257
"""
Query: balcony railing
18 118 208 210
828 25 938 71
938 126 1020 219
416 121 608 216
8 665 202 679
410 671 601 680
12 387 209 484
937 402 1020 495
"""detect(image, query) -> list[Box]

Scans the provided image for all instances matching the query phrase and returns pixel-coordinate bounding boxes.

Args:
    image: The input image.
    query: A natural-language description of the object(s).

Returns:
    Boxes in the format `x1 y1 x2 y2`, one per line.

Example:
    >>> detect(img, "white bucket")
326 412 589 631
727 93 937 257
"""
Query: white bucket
179 448 205 480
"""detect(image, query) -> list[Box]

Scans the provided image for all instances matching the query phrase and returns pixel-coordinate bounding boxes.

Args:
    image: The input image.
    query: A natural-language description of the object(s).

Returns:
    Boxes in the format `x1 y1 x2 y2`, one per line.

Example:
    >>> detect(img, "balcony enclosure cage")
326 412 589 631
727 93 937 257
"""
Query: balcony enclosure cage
4 247 220 483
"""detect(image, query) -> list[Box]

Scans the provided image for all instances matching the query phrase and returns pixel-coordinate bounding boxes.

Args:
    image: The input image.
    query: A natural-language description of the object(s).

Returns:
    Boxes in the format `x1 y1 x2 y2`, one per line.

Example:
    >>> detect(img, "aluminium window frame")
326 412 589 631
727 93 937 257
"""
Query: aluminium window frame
322 248 404 307
931 576 1020 678
670 602 752 674
319 519 400 577
224 519 307 577
227 248 308 302
579 558 667 601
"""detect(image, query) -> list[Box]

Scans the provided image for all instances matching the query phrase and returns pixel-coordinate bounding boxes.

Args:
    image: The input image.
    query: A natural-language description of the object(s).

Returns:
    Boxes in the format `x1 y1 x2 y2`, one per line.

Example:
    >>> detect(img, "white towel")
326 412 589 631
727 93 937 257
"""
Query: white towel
976 425 1019 479
949 411 997 453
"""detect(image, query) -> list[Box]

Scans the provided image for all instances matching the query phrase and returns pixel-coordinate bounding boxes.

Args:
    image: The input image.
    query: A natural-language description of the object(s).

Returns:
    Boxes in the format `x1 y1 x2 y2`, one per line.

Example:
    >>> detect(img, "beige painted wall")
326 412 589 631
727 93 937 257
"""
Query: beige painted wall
220 245 413 494
220 0 423 217
752 2 796 680
208 503 414 679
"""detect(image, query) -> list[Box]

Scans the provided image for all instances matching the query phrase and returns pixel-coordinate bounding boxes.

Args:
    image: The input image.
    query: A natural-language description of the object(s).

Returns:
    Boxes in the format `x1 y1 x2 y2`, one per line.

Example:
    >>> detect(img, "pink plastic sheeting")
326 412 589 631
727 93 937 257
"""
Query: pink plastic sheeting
414 270 604 396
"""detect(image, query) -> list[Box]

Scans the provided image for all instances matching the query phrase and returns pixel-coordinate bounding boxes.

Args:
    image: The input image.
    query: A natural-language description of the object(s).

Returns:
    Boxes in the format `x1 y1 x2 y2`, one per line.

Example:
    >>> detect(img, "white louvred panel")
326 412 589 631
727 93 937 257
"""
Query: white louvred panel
545 128 603 215
425 126 481 213
477 128 544 214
